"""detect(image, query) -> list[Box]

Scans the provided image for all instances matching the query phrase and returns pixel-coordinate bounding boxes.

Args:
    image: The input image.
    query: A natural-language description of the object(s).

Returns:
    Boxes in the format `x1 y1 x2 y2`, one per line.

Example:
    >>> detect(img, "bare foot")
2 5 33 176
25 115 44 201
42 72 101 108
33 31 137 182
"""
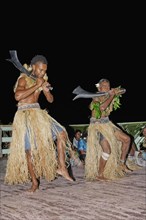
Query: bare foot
26 178 40 193
96 176 110 182
26 184 39 193
57 169 74 181
121 164 133 173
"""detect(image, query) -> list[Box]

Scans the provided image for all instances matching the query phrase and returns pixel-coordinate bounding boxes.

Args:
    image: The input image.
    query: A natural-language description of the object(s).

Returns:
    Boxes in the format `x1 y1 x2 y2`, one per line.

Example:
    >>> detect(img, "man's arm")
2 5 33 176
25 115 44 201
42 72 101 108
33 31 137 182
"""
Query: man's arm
100 89 117 112
15 77 42 101
42 81 54 103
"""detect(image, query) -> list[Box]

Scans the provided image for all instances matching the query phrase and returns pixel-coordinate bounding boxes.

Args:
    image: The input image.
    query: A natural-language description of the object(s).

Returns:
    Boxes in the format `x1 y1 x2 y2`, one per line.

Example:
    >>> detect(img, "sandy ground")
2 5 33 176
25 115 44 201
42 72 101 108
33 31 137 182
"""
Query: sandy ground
0 157 146 220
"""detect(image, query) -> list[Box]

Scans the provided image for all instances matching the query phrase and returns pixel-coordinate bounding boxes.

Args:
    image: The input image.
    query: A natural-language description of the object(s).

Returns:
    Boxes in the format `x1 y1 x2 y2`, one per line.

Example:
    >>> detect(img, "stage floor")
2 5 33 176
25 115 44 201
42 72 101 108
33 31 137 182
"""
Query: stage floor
0 157 146 220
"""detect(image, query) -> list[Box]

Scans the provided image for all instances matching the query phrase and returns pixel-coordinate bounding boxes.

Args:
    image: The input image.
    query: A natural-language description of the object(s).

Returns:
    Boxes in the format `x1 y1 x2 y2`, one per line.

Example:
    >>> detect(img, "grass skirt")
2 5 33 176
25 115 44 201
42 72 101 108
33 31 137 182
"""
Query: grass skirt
5 107 70 184
85 121 126 180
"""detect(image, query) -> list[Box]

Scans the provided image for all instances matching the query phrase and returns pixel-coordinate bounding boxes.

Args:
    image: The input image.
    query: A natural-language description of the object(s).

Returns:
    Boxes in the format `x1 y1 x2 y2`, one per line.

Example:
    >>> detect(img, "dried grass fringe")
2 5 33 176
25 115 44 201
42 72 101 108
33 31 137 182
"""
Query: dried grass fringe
85 121 126 180
5 108 71 184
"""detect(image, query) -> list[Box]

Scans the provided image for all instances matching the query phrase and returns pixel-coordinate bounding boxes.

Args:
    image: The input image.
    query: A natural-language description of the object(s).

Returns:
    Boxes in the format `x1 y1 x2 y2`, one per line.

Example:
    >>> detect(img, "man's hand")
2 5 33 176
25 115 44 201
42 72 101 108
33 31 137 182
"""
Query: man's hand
42 81 52 92
36 78 45 87
114 87 126 95
108 88 116 96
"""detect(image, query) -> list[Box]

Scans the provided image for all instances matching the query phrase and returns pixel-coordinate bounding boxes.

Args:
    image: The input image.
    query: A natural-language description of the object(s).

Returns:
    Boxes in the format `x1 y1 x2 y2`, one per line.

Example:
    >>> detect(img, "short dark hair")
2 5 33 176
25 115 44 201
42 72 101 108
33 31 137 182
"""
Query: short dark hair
31 55 48 65
99 78 110 84
75 129 82 134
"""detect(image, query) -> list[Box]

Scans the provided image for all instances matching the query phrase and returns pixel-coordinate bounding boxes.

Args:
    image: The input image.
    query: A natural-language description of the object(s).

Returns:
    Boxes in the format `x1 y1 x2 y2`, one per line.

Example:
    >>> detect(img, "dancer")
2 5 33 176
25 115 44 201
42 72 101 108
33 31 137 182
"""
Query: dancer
85 78 132 181
5 52 74 192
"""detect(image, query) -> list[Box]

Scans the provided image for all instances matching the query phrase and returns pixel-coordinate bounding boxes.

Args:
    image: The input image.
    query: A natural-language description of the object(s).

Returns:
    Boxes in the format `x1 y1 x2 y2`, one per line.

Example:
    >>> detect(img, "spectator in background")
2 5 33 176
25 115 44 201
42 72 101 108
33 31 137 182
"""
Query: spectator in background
141 126 146 161
140 126 146 150
135 126 146 167
78 131 87 164
70 129 84 167
126 141 142 170
126 126 146 168
72 129 82 150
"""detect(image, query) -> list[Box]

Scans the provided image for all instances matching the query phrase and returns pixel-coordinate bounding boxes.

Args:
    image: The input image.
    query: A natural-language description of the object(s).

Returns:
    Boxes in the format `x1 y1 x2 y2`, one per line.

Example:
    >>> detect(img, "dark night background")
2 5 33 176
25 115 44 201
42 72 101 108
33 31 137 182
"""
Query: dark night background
1 7 145 129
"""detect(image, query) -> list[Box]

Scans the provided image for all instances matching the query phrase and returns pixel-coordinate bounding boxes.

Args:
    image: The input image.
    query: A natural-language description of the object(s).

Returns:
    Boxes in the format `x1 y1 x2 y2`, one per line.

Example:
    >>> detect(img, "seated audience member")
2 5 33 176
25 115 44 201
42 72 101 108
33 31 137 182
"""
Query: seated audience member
70 130 84 167
140 126 146 150
127 127 146 167
135 126 146 167
126 141 142 169
78 131 87 163
72 129 82 150
70 149 84 168
134 151 146 167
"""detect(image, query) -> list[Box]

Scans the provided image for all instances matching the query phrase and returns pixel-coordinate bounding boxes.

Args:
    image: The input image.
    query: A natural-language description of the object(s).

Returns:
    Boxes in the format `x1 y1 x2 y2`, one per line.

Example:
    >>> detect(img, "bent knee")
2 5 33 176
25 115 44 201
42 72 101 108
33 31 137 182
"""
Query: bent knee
57 130 67 141
124 135 131 144
101 152 110 160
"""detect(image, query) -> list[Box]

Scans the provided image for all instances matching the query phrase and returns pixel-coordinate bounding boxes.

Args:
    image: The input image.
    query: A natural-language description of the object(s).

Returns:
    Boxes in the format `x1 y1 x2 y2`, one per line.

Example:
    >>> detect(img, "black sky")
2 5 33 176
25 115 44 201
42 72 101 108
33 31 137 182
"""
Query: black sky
1 10 145 127
1 42 145 128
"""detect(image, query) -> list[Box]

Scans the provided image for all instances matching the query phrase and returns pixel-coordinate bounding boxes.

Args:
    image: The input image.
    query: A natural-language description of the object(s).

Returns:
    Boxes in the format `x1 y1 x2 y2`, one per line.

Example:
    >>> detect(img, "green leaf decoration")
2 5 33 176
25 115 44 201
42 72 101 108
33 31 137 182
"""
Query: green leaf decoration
113 95 122 110
91 102 101 119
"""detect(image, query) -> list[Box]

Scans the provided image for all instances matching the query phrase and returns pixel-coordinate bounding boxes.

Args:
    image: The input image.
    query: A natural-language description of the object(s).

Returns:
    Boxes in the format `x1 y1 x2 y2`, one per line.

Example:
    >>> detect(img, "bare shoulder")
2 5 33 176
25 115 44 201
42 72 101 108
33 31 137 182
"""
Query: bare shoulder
14 74 27 92
92 97 100 102
17 75 26 86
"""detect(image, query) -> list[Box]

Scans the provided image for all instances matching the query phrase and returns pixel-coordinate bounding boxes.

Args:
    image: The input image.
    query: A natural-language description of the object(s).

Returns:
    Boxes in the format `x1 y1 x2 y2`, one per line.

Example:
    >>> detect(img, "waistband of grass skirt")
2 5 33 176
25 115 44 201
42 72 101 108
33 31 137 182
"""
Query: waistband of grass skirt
17 103 40 111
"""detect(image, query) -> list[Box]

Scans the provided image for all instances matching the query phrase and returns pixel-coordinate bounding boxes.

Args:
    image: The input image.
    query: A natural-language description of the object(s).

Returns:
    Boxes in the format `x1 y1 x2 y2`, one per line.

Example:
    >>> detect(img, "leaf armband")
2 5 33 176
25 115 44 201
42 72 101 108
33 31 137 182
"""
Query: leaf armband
113 95 122 110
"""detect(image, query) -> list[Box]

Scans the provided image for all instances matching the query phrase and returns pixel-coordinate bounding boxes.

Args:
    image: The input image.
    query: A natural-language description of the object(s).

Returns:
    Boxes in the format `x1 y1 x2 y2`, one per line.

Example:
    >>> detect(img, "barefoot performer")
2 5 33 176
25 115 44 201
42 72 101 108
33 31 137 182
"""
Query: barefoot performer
5 51 74 192
73 78 132 181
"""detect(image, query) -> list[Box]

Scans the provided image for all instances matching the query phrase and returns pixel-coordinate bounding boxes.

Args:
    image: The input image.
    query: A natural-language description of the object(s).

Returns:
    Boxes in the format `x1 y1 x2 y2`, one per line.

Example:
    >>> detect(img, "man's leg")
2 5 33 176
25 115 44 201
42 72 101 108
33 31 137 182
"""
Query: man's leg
115 130 133 173
56 132 74 181
97 152 110 181
97 138 111 181
26 150 39 192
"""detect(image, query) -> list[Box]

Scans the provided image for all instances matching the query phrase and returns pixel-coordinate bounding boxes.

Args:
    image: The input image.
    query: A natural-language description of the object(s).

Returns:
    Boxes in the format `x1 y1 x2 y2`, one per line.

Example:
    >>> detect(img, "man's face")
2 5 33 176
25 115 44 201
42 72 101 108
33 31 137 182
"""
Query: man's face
33 62 47 78
75 132 82 140
98 81 110 92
